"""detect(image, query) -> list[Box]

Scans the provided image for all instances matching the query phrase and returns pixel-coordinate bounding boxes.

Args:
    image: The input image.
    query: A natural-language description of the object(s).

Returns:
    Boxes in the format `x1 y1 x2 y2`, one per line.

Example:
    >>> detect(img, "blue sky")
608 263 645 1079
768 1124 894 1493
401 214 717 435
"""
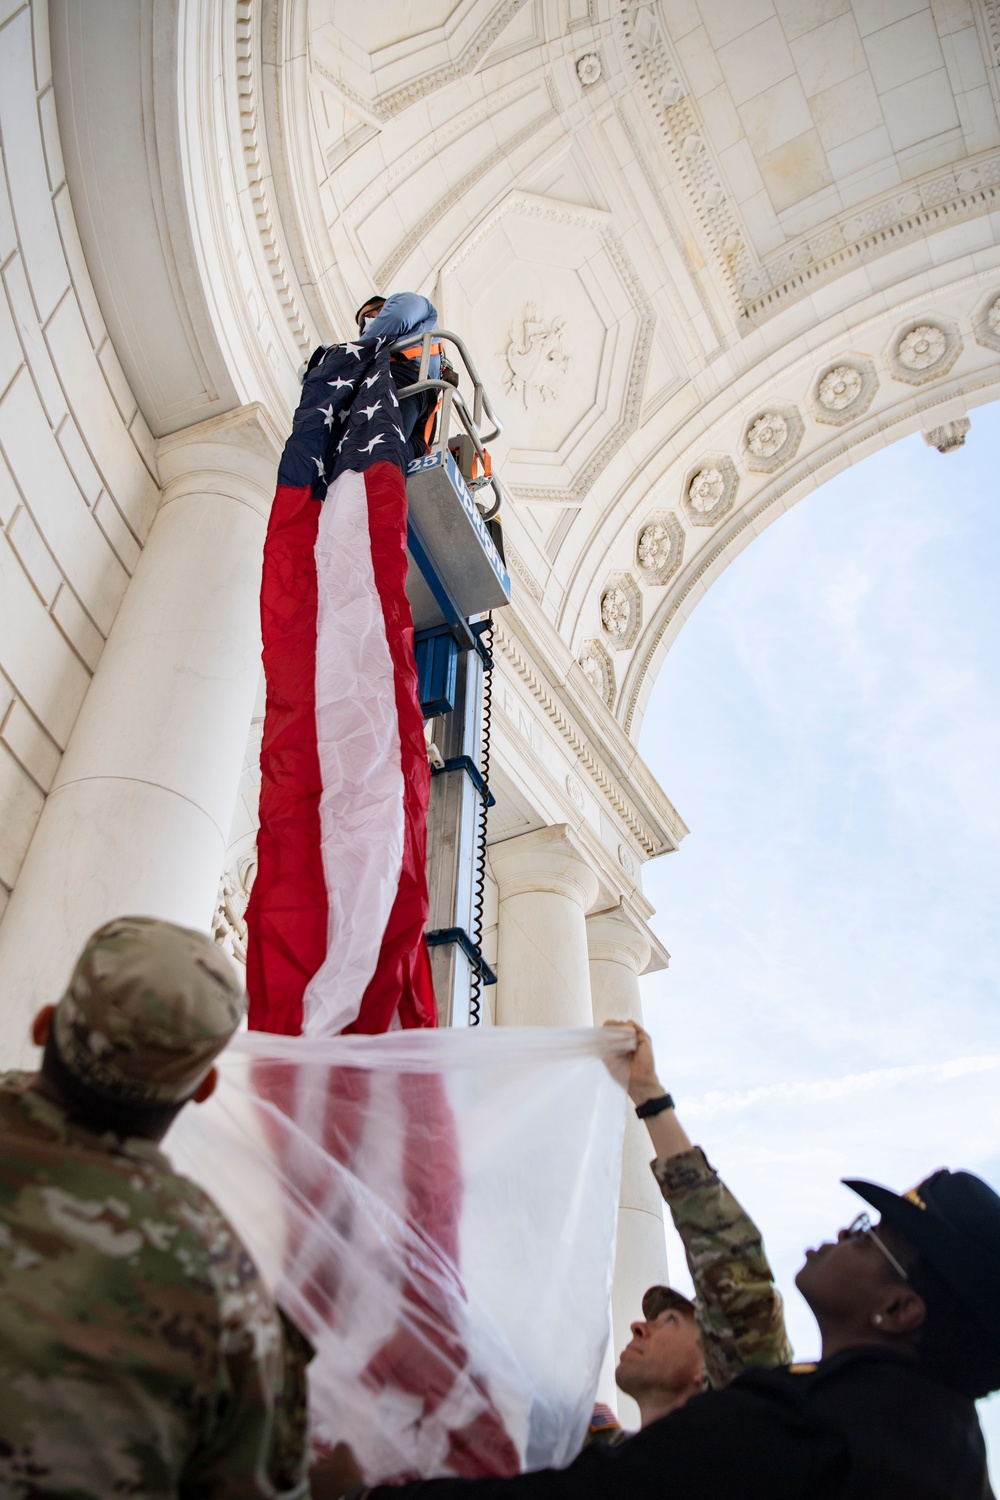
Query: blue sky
637 400 1000 1464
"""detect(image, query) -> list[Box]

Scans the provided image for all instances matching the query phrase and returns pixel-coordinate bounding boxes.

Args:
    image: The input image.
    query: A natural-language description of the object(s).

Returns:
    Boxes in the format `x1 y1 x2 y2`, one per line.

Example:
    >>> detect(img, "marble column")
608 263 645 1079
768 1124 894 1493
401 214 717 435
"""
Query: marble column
587 906 669 1428
0 404 282 1064
489 823 600 1028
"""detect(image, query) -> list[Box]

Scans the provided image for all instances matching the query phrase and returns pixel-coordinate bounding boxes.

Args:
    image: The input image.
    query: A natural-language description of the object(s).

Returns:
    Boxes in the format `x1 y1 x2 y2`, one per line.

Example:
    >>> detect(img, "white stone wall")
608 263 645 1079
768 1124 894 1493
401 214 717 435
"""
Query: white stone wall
0 0 159 926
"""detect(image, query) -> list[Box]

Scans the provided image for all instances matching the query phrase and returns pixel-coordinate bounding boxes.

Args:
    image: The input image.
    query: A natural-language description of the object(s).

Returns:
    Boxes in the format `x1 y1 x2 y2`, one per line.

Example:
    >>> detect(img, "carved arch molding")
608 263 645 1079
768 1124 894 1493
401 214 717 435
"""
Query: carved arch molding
148 0 1000 746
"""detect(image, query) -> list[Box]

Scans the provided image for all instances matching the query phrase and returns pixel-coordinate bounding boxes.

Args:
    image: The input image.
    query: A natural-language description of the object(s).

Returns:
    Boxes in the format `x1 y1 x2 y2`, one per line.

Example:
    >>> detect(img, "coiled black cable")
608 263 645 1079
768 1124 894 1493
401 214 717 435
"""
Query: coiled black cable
469 616 494 1026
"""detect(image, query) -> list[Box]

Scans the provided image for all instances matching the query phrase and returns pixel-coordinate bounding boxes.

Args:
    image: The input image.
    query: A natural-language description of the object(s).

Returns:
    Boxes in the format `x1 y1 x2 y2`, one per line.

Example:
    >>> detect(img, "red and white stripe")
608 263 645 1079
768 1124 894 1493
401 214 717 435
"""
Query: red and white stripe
246 459 436 1038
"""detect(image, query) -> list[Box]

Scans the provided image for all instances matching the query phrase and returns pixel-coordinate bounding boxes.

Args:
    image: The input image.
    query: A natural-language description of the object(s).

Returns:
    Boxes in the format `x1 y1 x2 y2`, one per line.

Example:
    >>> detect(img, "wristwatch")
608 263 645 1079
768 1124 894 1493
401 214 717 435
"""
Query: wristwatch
635 1092 675 1119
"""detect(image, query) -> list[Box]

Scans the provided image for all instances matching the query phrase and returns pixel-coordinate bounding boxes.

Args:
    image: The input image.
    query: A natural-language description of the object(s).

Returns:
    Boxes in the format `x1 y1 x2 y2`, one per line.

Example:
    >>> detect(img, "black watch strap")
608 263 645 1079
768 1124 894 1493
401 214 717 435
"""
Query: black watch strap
635 1093 675 1119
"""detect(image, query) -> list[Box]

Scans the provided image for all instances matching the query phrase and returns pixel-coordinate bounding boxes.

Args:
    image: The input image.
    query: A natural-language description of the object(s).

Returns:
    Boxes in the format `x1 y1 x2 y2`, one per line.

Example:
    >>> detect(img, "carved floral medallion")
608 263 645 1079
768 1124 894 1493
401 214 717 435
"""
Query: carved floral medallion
635 509 684 586
887 318 961 385
681 454 738 526
811 356 878 426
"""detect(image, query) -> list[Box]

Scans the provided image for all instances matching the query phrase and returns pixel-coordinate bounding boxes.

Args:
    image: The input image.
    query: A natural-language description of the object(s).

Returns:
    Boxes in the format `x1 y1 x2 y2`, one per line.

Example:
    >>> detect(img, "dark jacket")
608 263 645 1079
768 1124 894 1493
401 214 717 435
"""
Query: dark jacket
372 1349 992 1499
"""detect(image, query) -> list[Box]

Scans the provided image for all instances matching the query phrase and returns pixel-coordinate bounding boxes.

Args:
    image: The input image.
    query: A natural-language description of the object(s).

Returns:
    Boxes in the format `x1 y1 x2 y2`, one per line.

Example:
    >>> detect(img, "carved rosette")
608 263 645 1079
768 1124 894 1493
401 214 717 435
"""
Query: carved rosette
681 454 738 527
600 571 642 650
742 403 804 474
973 291 1000 355
810 357 879 427
579 639 616 709
886 318 962 386
635 509 684 587
576 52 602 86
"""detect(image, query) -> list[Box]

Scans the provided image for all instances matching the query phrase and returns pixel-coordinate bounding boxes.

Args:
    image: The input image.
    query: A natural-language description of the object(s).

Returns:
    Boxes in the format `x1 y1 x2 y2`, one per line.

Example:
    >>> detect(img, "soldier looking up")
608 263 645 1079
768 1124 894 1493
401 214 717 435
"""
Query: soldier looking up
0 915 311 1499
315 1022 1000 1499
586 1019 791 1446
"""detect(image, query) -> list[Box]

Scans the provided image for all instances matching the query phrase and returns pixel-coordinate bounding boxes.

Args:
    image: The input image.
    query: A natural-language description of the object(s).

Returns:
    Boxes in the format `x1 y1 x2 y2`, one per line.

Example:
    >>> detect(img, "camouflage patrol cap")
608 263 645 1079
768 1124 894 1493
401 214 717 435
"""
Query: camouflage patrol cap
642 1285 697 1321
51 916 245 1108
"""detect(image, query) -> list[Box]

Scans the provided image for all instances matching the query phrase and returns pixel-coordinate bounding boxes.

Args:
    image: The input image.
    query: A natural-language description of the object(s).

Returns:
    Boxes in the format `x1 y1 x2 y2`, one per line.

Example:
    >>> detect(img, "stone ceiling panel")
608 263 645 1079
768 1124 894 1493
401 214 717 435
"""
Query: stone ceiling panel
441 194 656 499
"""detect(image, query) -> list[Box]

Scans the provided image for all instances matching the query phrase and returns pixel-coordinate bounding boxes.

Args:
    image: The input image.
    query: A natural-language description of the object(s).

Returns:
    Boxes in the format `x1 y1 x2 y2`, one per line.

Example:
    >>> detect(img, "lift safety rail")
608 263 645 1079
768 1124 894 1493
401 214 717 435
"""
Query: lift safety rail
392 328 511 1027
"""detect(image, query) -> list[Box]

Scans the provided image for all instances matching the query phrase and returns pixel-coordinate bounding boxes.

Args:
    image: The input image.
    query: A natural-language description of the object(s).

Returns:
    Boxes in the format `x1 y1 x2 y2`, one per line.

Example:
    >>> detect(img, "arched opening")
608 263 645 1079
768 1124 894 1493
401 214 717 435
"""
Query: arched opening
638 400 1000 1464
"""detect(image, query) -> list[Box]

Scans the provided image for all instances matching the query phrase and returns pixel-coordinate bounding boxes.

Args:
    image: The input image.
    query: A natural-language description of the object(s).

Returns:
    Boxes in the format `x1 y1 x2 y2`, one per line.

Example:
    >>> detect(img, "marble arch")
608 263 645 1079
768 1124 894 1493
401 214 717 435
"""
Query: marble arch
1 0 1000 1410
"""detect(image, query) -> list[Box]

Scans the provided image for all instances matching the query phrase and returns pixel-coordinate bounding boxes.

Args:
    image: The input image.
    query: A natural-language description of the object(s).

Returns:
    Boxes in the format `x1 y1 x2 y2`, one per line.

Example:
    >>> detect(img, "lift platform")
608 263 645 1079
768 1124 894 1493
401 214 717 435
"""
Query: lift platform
393 329 511 1027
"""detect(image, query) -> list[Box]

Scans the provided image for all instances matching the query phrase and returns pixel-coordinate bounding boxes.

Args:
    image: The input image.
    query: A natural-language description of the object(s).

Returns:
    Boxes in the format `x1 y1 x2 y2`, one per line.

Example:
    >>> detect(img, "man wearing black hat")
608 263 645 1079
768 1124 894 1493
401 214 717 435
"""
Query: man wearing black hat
316 1154 1000 1497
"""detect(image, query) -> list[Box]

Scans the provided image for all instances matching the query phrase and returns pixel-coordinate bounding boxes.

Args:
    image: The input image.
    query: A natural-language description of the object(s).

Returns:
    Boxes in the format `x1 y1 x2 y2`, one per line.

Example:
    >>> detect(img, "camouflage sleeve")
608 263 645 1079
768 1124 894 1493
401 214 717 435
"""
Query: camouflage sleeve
178 1200 312 1498
652 1146 793 1389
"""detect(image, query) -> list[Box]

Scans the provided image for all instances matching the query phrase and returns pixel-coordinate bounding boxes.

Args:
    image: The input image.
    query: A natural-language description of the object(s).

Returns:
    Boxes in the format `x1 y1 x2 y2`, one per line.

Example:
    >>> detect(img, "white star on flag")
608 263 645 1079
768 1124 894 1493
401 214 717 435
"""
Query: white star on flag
359 402 382 420
364 373 380 389
320 405 335 427
328 376 353 391
313 456 326 477
342 342 363 359
359 434 384 455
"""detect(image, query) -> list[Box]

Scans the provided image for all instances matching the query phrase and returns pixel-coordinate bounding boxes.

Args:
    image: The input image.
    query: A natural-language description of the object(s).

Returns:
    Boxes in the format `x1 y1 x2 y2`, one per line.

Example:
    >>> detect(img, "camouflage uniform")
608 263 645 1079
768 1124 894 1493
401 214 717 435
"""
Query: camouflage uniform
654 1145 793 1387
0 916 311 1498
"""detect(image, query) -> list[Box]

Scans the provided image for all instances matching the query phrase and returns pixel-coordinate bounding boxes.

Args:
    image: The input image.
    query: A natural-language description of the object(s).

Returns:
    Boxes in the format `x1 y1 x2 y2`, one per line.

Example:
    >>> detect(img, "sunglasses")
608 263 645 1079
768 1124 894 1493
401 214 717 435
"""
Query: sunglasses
844 1212 910 1282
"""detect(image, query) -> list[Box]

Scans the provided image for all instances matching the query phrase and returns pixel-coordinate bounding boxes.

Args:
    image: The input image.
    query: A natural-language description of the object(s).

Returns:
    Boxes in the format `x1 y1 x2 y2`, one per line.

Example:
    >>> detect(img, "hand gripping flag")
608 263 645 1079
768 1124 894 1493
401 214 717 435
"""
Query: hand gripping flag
246 337 437 1038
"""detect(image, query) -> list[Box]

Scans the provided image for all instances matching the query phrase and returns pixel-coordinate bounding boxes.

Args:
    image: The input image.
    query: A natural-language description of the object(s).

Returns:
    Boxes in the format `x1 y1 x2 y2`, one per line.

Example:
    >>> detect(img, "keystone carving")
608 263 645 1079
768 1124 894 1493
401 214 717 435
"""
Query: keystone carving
682 454 738 527
810 357 879 427
923 418 970 454
600 571 642 650
635 509 684 587
886 318 961 386
579 638 615 708
742 403 804 473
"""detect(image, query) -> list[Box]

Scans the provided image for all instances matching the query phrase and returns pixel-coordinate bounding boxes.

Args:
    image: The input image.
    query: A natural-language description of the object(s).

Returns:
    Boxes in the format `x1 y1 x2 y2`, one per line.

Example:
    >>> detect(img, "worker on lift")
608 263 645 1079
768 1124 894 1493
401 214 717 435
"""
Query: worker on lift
356 292 445 462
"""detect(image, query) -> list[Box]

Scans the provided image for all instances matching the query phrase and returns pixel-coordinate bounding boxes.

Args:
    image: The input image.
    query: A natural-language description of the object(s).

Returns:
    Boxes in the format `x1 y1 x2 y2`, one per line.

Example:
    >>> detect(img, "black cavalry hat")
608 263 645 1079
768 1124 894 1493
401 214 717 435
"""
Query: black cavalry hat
844 1170 1000 1340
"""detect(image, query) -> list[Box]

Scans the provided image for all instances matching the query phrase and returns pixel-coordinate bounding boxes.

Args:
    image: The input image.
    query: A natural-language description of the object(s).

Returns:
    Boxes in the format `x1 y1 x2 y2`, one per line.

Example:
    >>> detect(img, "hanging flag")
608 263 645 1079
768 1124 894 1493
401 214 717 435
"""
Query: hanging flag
246 338 436 1038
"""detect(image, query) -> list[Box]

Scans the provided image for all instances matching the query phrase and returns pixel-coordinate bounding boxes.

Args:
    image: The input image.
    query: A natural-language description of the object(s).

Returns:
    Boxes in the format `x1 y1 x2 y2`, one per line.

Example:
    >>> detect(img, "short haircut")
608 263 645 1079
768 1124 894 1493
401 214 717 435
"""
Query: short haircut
907 1253 1000 1400
642 1285 697 1321
42 1030 186 1139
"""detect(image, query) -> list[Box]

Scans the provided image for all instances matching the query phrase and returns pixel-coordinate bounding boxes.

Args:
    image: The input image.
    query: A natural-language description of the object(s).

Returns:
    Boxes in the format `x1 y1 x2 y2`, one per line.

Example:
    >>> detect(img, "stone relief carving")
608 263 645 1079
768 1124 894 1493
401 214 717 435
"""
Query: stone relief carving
739 154 1000 325
576 53 602 86
502 303 570 408
565 773 586 810
235 2 311 355
973 291 1000 354
682 454 738 527
503 539 544 602
600 572 642 650
579 638 616 709
635 509 684 587
618 843 636 878
449 198 654 504
619 1 1000 327
316 1 532 125
923 418 970 454
742 404 804 474
810 357 879 427
212 853 257 966
886 319 962 385
619 2 750 308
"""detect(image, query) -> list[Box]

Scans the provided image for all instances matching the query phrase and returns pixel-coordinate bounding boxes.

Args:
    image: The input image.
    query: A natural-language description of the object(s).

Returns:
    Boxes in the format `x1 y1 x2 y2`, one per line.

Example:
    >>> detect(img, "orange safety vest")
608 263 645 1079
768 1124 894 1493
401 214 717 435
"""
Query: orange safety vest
394 339 444 363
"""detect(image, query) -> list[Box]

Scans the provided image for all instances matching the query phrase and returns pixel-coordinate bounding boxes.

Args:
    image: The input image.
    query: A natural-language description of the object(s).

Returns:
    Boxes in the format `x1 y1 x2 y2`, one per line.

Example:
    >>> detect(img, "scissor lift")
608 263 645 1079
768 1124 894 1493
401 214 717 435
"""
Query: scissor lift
393 330 511 1027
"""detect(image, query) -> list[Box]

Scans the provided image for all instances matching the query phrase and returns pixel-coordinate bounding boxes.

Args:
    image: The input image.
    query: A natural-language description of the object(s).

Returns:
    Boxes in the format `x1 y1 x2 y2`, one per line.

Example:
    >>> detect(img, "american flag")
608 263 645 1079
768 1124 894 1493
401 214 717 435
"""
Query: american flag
246 336 437 1037
242 337 519 1478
